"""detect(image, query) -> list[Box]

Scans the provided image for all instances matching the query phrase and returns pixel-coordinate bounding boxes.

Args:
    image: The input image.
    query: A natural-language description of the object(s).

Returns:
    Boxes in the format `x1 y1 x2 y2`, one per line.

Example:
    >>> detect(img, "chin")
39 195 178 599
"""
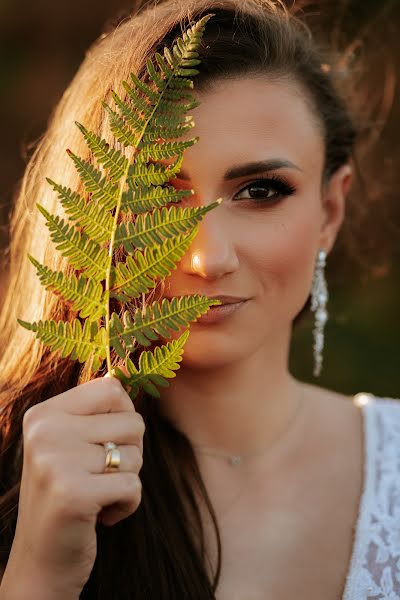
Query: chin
179 344 243 370
161 324 256 370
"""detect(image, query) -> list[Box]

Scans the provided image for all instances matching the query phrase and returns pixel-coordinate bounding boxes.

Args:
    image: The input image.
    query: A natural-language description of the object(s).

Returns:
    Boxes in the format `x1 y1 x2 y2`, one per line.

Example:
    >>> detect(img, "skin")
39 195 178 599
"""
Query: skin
154 76 364 598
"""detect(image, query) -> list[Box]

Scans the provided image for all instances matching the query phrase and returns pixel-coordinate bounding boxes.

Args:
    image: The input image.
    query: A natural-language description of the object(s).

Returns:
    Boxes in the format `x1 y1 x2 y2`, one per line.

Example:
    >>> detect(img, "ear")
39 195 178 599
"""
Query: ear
319 163 353 253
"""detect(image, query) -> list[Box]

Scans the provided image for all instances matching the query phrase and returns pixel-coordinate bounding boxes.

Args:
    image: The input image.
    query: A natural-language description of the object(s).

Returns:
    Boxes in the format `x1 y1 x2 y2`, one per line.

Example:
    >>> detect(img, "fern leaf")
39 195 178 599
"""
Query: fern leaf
110 294 221 350
17 318 107 369
154 96 200 115
127 155 184 188
137 138 197 162
75 122 129 182
163 87 197 102
150 112 194 130
28 255 105 319
111 229 198 302
37 204 109 281
141 122 195 142
121 82 150 114
67 150 119 210
115 330 190 399
46 179 113 244
19 13 219 394
130 72 160 105
146 57 167 92
101 101 140 148
154 51 172 79
115 202 221 252
120 185 194 215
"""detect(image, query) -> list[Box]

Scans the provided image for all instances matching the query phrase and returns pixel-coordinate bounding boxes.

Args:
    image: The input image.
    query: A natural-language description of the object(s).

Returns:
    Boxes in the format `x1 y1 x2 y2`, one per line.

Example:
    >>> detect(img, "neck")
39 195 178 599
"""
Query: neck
156 326 304 466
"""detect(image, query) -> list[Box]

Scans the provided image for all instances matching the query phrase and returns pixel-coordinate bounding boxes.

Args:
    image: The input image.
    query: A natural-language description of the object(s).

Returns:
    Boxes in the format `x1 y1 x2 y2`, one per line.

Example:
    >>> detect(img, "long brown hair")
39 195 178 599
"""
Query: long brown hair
0 0 384 597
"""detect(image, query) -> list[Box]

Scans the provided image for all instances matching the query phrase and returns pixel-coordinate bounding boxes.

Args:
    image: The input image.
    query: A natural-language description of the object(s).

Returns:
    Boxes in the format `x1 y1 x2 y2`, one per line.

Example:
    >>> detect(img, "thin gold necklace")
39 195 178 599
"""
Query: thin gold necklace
192 388 304 466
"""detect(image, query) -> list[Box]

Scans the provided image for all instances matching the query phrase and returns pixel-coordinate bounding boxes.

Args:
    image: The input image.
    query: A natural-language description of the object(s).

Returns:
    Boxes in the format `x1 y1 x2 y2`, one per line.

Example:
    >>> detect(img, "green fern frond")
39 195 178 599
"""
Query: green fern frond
130 71 160 105
115 202 221 252
120 83 149 115
141 122 195 143
145 57 167 92
110 294 221 350
101 102 139 148
111 229 199 302
18 318 107 370
28 255 105 319
19 14 223 398
75 122 129 182
46 179 113 244
114 329 190 399
36 204 110 281
66 150 119 210
126 155 184 188
138 138 198 162
120 185 193 215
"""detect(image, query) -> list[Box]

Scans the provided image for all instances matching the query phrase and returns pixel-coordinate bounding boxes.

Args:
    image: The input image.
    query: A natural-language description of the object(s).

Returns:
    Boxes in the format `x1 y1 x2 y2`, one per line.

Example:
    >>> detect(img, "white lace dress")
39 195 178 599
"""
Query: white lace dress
342 393 400 600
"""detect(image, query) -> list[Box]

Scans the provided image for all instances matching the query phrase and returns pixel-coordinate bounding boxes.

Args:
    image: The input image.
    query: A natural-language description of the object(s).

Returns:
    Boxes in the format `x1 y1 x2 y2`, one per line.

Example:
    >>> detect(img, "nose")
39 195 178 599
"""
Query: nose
179 208 239 280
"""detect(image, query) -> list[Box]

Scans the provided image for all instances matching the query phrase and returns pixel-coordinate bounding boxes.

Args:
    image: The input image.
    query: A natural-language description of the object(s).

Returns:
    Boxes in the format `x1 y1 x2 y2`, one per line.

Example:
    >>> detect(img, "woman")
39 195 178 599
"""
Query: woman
0 0 399 598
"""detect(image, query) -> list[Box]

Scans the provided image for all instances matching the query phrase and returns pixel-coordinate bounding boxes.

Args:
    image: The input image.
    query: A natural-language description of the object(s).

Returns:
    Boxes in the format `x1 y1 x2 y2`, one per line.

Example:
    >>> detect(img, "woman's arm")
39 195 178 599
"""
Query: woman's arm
0 554 78 600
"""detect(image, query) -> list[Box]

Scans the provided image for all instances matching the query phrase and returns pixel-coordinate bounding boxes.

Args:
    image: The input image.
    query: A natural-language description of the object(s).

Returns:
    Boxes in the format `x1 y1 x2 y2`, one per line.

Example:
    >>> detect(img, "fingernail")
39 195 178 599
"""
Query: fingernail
104 369 116 378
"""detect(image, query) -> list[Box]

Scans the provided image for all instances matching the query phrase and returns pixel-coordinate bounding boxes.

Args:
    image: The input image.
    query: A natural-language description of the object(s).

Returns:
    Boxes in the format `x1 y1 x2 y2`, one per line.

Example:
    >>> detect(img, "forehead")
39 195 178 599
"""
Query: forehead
175 76 324 178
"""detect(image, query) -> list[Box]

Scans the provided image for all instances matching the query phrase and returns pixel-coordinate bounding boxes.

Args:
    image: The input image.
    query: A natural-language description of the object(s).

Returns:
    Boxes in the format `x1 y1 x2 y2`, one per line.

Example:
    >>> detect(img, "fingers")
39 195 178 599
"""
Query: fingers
75 412 145 451
76 442 143 475
47 376 135 416
89 472 142 525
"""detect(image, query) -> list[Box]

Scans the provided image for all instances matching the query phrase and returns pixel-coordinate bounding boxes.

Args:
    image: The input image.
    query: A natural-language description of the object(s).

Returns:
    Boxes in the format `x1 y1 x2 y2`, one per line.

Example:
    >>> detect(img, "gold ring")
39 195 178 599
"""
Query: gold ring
103 441 121 472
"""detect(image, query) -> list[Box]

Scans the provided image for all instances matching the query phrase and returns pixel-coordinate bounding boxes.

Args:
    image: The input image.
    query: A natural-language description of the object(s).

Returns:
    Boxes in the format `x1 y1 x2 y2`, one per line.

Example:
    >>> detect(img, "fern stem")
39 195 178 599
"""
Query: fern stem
104 83 167 373
104 159 133 373
104 24 205 373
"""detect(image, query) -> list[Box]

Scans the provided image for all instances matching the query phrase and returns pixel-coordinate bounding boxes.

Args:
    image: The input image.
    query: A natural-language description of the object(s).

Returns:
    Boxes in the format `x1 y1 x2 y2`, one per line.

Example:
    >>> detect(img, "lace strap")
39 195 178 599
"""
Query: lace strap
342 393 377 599
343 394 400 599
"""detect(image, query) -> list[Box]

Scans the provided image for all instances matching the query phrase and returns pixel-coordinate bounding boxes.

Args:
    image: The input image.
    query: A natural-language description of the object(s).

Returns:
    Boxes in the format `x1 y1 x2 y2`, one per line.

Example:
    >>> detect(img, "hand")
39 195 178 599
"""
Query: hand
6 376 145 596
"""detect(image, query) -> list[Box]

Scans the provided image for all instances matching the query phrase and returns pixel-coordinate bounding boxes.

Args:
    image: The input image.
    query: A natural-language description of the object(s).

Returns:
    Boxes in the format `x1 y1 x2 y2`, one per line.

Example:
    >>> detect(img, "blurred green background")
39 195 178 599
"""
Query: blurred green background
0 0 398 398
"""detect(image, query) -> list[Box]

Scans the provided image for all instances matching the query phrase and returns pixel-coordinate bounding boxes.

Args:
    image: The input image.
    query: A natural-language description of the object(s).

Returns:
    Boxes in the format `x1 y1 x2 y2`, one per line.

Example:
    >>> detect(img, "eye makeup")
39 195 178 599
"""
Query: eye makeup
233 174 297 206
168 170 298 209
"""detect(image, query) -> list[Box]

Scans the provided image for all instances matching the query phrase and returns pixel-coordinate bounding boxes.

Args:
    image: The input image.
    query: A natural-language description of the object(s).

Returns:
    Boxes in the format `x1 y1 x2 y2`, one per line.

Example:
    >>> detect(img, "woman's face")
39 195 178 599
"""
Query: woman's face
158 76 352 367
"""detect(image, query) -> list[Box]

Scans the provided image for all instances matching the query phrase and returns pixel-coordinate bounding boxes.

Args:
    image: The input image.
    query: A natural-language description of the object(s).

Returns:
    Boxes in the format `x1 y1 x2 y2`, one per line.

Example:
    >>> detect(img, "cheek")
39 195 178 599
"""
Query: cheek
243 200 322 315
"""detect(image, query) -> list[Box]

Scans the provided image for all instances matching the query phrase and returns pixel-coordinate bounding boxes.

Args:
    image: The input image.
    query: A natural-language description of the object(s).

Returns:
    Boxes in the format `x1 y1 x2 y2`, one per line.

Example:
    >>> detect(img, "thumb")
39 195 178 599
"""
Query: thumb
103 366 133 400
104 365 130 378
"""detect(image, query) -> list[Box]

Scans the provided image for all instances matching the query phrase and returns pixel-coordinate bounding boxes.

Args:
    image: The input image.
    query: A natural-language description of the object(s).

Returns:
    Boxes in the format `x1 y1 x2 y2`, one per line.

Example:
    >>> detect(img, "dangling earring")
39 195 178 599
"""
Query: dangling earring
310 249 328 377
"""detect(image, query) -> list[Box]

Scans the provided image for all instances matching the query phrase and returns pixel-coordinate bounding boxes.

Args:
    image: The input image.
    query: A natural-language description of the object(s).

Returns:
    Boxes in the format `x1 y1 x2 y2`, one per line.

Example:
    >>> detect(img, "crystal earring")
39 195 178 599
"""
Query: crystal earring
310 249 328 377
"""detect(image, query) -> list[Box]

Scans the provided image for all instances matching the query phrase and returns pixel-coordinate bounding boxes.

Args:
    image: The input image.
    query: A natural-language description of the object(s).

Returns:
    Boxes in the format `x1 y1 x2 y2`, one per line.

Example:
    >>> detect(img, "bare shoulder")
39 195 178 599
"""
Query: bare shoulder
299 380 360 415
297 380 363 450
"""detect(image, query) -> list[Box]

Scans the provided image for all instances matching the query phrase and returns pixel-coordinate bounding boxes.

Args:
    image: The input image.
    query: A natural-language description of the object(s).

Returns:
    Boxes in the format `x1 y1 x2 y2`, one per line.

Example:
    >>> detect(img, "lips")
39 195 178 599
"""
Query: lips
195 299 248 324
205 295 248 305
164 294 248 305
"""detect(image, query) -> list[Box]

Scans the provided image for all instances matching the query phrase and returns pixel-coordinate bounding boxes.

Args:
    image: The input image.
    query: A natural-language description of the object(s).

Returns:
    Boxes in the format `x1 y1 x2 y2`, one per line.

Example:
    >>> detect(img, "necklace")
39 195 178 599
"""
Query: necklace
192 388 304 466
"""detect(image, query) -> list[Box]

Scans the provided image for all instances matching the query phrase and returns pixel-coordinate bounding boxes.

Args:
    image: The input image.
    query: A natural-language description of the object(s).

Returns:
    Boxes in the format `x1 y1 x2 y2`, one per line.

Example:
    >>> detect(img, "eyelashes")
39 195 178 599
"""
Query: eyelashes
169 173 297 207
233 174 297 205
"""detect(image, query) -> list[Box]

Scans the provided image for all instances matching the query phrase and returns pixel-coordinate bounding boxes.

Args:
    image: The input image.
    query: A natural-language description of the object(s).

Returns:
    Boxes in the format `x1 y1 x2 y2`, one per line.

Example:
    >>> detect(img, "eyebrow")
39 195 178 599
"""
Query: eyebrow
175 159 302 181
